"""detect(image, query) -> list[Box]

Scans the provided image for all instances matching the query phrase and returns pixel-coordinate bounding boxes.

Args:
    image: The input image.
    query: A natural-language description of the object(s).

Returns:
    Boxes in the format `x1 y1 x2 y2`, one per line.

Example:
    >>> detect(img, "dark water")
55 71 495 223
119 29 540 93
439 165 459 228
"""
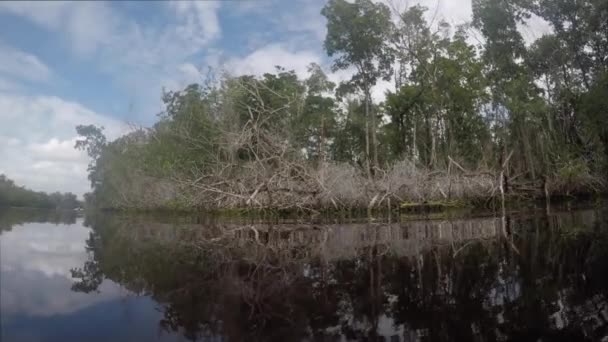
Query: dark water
2 206 608 341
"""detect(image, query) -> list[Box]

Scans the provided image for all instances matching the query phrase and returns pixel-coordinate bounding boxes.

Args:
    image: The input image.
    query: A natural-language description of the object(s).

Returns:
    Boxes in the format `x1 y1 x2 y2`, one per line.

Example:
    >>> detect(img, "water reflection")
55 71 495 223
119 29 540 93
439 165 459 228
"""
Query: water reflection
0 207 77 232
63 208 608 341
0 210 181 342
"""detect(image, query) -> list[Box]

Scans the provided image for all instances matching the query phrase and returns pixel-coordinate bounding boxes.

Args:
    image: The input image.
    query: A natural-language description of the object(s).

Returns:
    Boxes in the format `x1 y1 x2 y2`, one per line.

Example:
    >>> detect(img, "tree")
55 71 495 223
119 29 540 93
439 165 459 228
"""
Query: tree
322 0 394 177
295 63 337 164
332 98 367 164
527 0 608 174
386 5 489 168
473 0 546 178
387 5 431 163
75 125 108 190
0 174 81 209
73 2 608 210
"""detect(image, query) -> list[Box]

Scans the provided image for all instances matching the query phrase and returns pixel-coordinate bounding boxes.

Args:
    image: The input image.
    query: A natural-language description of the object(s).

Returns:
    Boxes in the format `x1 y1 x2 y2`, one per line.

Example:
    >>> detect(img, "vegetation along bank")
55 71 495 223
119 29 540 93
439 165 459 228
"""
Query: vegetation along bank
74 0 608 211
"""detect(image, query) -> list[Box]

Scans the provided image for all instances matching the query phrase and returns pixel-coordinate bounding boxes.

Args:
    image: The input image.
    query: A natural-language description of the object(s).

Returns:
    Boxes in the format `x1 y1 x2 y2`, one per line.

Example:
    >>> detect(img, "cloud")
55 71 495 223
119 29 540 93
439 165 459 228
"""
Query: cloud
222 0 327 53
170 1 222 48
0 1 71 28
106 2 222 121
0 94 125 141
519 14 553 45
173 63 203 88
28 138 84 163
0 42 53 83
0 1 116 56
221 42 395 103
375 0 473 28
377 0 552 47
0 221 124 317
0 1 223 123
273 0 327 42
225 44 323 79
0 222 92 278
0 77 22 92
63 2 117 56
0 94 127 196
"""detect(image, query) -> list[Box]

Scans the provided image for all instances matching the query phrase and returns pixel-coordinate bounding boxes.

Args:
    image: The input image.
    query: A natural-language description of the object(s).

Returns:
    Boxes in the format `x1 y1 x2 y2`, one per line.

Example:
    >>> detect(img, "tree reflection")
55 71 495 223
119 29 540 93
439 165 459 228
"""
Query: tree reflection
71 209 608 341
0 207 77 233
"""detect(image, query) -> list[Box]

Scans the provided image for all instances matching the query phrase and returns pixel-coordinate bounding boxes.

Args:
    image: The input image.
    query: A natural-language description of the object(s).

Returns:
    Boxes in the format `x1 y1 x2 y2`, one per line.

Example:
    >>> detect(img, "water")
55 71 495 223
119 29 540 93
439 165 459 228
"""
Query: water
2 206 608 341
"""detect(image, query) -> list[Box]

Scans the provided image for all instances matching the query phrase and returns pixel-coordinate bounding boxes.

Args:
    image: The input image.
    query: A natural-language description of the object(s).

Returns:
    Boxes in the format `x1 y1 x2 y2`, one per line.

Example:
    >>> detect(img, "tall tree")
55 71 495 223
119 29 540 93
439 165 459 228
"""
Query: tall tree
322 0 394 177
473 0 545 178
388 6 489 167
75 125 108 191
528 0 608 173
297 63 337 164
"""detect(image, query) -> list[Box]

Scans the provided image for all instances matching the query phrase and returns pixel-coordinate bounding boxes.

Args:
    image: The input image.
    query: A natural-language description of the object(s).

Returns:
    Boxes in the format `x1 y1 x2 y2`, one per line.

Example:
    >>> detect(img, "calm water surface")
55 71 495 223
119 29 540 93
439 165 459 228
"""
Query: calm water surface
2 206 608 341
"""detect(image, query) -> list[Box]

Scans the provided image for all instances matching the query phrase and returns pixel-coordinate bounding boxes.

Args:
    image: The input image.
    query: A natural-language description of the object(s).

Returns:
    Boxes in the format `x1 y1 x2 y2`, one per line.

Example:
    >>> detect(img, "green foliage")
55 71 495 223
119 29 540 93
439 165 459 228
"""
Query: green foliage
75 124 108 191
386 20 490 167
556 158 590 182
76 0 608 209
0 175 81 209
294 63 338 162
322 0 394 89
331 99 367 163
323 0 394 174
0 208 77 233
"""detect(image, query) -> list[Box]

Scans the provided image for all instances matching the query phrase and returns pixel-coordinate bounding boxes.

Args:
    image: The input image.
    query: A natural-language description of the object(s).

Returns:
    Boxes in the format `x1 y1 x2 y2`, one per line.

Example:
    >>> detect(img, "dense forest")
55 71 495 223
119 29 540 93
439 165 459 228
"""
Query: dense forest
76 0 608 210
0 175 82 210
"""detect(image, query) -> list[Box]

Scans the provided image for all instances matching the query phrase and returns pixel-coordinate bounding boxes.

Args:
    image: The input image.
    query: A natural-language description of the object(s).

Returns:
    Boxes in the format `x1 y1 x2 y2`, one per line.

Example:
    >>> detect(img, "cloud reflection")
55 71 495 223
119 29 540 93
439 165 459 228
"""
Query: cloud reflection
0 221 123 318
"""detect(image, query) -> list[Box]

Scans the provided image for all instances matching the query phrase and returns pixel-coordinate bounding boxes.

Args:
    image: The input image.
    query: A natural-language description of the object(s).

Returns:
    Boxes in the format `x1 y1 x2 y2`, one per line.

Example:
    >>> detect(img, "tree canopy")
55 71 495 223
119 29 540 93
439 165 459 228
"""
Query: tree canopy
76 0 608 210
0 174 82 210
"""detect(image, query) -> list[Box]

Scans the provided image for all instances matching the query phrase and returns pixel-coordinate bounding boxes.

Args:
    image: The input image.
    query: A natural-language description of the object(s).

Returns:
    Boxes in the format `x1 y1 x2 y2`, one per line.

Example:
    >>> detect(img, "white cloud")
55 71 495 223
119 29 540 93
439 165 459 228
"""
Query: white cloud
0 221 124 317
0 76 22 92
0 1 223 122
28 138 84 163
376 0 472 28
1 268 123 318
64 2 117 55
225 44 323 80
170 1 222 48
0 1 71 28
0 42 53 83
230 0 277 16
0 222 92 278
0 94 125 141
519 14 553 45
221 43 394 102
0 2 116 56
0 94 127 196
385 0 552 45
274 0 327 42
176 63 203 86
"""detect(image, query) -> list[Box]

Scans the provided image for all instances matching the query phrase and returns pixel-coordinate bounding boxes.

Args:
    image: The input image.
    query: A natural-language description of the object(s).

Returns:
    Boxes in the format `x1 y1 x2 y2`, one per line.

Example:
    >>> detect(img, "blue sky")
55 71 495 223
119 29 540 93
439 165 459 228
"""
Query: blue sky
0 0 548 196
0 1 329 124
0 0 335 196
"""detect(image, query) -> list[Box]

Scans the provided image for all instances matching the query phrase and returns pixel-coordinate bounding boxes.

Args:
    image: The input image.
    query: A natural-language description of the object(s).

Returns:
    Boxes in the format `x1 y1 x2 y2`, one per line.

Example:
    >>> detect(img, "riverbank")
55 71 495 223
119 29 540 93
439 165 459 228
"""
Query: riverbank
90 160 606 215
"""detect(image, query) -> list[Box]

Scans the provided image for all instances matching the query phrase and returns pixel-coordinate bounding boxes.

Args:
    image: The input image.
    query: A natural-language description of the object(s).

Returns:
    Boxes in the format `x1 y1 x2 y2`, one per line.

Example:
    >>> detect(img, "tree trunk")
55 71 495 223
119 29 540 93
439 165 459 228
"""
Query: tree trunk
319 113 325 165
430 116 437 168
368 90 379 173
364 88 373 180
365 111 372 181
412 117 418 161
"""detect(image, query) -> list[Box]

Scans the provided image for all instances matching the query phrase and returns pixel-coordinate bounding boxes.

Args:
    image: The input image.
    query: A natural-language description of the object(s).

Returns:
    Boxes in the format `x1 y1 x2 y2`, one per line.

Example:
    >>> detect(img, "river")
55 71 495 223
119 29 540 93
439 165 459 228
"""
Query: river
1 205 608 341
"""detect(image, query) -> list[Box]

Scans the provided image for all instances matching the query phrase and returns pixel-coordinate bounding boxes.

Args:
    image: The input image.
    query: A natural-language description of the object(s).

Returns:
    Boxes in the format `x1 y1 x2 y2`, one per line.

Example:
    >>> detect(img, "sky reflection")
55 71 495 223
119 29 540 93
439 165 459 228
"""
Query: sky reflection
0 219 181 342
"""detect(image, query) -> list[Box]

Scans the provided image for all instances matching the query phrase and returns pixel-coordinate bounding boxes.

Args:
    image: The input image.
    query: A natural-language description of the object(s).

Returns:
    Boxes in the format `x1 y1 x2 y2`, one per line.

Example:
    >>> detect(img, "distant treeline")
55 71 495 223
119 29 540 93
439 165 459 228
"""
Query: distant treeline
0 174 82 210
0 207 77 233
76 0 608 210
